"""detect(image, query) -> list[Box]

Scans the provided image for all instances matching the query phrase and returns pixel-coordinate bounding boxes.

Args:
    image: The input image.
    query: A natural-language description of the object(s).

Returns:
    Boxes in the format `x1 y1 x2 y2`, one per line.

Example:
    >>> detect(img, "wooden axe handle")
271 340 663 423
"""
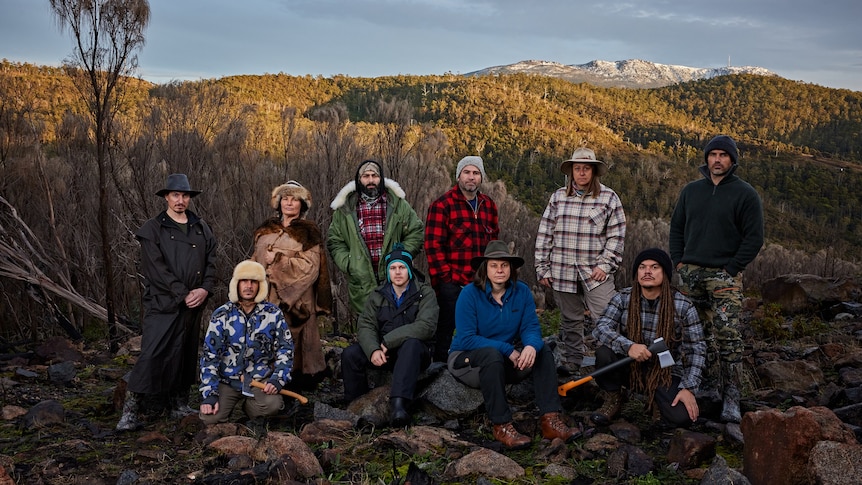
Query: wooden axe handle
249 379 309 404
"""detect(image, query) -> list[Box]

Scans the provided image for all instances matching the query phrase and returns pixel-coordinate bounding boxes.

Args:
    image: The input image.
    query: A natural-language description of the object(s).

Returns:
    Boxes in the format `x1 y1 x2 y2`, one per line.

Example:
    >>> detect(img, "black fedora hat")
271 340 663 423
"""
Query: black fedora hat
156 173 202 197
470 240 525 270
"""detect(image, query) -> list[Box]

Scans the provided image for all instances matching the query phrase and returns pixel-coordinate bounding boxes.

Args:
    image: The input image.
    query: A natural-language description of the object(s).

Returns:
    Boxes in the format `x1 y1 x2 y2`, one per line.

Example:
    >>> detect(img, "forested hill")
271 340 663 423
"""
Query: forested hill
2 61 862 261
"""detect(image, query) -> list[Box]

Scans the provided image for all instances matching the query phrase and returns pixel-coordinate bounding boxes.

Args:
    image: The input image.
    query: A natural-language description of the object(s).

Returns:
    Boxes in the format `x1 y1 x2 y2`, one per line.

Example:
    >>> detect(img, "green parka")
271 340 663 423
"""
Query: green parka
327 177 424 314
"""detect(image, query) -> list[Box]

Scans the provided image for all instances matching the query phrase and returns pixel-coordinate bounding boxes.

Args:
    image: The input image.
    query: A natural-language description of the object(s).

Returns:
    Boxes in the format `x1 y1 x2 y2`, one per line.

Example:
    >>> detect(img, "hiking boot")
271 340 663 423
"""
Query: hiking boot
116 391 143 432
540 412 580 442
389 397 411 427
590 390 622 426
493 422 531 449
168 390 197 419
720 385 742 423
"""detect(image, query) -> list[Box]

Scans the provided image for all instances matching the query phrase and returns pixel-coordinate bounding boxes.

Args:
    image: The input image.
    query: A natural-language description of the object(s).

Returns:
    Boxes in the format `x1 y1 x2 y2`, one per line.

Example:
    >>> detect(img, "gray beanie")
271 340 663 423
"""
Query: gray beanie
704 135 738 165
456 156 487 183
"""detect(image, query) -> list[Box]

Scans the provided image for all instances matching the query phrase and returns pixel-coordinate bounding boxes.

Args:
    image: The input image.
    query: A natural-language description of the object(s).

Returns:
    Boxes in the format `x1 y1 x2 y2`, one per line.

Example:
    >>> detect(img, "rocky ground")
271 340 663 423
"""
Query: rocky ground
1 289 861 484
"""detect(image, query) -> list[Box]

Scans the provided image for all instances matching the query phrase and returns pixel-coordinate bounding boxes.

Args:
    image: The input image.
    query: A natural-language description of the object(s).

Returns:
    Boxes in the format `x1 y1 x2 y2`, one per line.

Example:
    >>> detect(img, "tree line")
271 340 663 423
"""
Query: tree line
1 59 860 347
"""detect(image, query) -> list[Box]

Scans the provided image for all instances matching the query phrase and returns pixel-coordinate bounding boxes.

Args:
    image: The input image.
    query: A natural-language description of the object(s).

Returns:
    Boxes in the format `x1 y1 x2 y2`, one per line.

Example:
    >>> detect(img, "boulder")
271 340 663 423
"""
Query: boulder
741 406 856 485
755 360 824 393
807 440 862 485
761 274 861 315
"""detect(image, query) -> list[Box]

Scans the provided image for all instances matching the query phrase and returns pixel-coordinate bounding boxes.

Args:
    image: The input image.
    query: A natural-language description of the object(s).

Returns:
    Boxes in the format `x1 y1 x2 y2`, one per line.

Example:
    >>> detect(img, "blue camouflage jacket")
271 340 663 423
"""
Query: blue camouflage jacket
199 301 294 405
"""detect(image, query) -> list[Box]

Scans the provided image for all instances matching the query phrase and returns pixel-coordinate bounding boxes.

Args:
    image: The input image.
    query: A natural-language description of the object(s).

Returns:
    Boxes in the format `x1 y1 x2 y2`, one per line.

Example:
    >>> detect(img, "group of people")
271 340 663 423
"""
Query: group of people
116 133 764 451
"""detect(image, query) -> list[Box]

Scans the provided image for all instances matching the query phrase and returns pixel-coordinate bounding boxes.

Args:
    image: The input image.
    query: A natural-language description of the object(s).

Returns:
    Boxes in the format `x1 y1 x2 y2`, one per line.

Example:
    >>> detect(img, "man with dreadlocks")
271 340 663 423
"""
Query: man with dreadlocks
589 248 706 428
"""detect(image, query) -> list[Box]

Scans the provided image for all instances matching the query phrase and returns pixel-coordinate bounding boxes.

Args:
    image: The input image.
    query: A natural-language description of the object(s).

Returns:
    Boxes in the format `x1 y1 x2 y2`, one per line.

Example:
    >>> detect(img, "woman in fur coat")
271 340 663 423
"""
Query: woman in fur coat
252 181 332 388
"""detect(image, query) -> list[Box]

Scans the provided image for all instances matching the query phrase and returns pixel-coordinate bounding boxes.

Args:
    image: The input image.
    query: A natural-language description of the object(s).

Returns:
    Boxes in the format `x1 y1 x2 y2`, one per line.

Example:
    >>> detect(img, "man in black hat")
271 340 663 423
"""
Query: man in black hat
670 134 764 423
589 248 706 429
117 173 217 431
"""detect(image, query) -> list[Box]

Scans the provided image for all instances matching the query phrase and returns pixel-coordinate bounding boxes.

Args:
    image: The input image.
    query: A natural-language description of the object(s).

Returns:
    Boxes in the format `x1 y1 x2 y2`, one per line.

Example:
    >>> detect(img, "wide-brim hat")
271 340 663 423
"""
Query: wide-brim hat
470 240 525 270
156 173 202 197
559 147 608 177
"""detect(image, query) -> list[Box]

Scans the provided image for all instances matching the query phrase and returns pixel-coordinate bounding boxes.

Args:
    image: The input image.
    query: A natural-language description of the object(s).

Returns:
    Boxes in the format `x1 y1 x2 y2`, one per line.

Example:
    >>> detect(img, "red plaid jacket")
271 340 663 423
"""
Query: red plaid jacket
424 185 499 287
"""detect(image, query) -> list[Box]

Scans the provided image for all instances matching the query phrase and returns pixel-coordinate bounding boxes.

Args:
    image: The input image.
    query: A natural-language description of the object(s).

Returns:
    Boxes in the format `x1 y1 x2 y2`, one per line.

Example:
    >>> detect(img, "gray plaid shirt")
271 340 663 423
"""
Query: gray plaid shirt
592 287 706 391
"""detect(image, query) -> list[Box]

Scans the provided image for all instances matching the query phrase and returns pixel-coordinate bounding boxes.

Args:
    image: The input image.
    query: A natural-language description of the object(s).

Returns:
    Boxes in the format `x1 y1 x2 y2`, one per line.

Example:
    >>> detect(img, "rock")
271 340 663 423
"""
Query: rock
419 370 485 419
607 444 653 477
543 463 576 480
21 400 65 429
251 431 323 478
609 420 641 444
832 402 862 427
755 360 824 393
583 432 621 454
312 400 359 425
839 367 862 387
208 435 256 456
760 274 861 315
807 440 862 485
47 361 76 385
374 425 474 456
443 447 524 481
741 406 856 485
298 418 353 444
666 429 716 470
2 405 26 421
700 454 750 485
34 336 84 363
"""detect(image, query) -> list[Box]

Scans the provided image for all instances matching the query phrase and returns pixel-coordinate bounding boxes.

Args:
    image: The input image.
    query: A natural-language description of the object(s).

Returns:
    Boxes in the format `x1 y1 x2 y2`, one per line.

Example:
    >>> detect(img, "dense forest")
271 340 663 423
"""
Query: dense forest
1 59 861 344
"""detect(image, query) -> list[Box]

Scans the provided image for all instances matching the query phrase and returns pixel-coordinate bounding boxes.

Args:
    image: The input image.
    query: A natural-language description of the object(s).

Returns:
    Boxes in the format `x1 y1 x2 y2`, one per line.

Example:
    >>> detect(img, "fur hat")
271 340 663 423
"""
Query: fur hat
703 135 738 165
470 240 524 270
228 260 269 304
559 147 608 177
456 156 487 183
156 173 201 197
632 248 673 280
270 180 312 215
384 245 415 282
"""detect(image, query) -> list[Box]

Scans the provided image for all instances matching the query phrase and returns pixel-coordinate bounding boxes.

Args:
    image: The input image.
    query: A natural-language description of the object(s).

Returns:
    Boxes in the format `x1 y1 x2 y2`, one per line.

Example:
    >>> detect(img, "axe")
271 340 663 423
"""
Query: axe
558 337 674 396
248 379 309 405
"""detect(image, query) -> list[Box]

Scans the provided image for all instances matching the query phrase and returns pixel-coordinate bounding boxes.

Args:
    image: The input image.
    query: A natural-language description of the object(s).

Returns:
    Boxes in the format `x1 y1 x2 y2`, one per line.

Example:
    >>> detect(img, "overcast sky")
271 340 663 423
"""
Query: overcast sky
2 0 860 91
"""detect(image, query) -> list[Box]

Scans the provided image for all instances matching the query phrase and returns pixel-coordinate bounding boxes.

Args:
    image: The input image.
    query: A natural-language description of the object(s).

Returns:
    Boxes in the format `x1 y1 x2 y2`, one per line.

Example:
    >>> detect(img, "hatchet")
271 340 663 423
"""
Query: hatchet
558 337 674 396
248 379 309 405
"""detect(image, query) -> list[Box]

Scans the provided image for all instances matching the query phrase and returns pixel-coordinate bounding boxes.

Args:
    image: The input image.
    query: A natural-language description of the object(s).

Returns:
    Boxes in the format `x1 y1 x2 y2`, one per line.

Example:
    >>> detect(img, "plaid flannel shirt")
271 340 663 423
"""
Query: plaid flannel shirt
424 185 499 287
357 192 387 270
592 287 706 391
534 184 626 293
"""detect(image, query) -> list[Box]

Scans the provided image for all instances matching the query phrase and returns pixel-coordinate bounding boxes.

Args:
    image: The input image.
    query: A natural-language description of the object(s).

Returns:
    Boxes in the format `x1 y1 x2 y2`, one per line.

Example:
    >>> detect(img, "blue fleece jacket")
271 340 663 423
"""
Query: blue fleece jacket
450 280 544 358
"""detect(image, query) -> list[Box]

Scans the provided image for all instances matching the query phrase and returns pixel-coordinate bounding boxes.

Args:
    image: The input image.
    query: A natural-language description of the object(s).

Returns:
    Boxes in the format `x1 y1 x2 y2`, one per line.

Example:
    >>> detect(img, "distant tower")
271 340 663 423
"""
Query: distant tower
728 55 731 68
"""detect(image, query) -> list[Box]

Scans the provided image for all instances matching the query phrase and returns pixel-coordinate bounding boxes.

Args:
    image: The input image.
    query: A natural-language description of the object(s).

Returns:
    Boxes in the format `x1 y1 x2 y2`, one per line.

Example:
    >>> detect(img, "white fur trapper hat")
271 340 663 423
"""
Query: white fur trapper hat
228 260 269 303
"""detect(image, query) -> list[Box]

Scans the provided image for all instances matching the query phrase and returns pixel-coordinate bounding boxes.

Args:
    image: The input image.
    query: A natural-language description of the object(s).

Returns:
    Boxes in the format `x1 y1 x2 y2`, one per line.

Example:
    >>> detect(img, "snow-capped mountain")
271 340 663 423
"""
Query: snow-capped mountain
466 59 777 88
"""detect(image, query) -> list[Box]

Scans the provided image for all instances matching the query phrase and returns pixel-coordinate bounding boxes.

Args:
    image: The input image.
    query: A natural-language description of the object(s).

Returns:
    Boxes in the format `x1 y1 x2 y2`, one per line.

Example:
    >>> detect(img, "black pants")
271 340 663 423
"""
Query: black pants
594 345 694 428
342 338 431 401
433 282 462 362
448 345 561 424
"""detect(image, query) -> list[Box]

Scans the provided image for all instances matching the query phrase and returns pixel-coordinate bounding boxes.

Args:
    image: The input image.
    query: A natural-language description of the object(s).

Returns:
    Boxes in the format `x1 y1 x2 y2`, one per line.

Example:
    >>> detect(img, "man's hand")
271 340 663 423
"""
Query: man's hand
627 343 652 362
591 267 608 282
515 345 537 370
261 382 278 395
370 344 389 367
672 388 699 421
539 277 552 288
200 402 218 415
185 288 208 308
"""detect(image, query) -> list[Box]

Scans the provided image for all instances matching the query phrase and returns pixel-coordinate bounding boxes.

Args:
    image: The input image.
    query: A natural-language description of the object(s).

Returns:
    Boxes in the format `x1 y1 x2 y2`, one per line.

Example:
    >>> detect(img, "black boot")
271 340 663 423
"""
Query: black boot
169 389 197 419
389 397 410 427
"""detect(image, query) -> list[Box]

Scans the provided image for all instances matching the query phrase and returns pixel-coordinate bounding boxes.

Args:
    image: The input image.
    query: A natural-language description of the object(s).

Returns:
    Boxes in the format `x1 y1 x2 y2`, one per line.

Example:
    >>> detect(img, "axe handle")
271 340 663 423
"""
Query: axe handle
558 375 594 396
249 379 309 404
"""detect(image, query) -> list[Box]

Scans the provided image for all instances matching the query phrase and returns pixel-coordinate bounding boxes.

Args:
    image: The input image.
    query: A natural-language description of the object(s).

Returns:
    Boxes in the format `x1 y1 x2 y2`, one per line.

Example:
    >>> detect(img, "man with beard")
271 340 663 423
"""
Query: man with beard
117 173 217 431
670 135 764 423
328 160 424 316
424 156 499 362
590 248 705 428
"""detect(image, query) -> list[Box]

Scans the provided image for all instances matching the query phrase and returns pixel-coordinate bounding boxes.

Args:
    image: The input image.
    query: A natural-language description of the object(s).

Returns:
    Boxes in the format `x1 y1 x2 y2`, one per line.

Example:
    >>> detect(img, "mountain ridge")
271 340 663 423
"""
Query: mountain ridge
466 58 777 88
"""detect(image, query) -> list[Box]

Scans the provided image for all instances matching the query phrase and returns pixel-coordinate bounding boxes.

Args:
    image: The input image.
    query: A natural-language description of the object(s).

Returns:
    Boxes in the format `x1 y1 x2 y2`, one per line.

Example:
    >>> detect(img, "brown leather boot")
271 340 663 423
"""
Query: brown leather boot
540 412 580 442
492 422 531 449
589 390 622 426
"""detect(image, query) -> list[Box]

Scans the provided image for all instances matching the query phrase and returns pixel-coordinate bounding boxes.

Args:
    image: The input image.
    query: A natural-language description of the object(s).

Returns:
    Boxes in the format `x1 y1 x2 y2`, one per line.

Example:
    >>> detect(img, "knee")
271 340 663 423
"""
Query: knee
594 345 617 367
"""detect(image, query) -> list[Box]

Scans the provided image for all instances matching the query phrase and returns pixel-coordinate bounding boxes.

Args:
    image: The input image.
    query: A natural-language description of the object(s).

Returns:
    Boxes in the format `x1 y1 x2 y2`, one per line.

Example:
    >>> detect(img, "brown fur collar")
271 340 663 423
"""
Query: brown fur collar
253 217 323 251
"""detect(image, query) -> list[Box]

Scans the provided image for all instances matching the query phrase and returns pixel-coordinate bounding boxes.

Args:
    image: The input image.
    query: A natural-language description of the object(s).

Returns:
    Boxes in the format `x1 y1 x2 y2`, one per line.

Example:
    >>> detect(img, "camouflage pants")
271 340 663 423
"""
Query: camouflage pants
676 264 745 391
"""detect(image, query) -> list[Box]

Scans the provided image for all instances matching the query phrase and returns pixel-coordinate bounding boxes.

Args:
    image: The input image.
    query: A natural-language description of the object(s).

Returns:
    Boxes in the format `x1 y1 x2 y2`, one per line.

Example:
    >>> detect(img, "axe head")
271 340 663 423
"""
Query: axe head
649 337 675 369
241 372 254 398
